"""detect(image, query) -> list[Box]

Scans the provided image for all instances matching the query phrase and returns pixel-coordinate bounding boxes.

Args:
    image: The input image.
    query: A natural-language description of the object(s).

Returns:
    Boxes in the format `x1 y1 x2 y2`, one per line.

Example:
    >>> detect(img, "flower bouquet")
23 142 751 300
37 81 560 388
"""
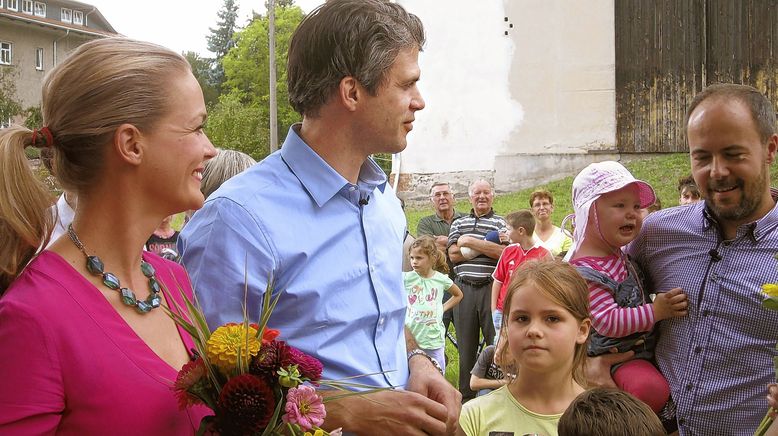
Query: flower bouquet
165 282 380 435
755 278 778 436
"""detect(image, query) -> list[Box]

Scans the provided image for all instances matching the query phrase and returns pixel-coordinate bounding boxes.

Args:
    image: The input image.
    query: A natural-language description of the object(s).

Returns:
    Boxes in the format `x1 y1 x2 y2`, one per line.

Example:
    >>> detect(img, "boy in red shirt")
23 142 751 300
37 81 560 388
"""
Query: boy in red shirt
490 210 552 341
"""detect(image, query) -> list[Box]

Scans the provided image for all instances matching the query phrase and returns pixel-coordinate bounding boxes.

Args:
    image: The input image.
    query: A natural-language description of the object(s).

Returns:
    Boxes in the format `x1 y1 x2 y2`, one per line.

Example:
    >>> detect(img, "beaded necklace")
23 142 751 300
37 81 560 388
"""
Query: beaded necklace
67 224 162 314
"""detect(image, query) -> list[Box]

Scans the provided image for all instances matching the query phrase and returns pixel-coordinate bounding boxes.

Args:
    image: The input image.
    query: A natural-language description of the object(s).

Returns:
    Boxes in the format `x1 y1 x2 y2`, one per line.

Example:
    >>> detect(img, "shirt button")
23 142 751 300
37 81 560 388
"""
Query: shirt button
686 383 693 391
694 346 702 353
378 317 384 326
702 310 710 317
679 418 686 425
349 186 356 191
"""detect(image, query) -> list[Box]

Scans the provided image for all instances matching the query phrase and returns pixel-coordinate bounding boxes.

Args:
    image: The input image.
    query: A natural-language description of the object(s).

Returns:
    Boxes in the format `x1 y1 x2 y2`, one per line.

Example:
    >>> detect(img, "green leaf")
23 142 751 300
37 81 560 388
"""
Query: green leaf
762 298 778 311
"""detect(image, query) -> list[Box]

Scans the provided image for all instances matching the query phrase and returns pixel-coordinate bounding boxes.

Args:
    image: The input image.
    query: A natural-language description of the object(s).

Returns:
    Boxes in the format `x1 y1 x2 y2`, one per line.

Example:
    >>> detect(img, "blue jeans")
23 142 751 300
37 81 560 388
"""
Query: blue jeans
492 309 502 345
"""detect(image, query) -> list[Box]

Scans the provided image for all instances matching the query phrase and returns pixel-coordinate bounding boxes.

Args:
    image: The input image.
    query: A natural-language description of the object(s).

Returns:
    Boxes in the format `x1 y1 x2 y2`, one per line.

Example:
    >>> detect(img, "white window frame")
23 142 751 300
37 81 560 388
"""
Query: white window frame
7 0 18 12
0 1 4 9
60 7 71 23
73 10 83 25
0 42 11 65
35 47 43 70
21 0 32 14
33 1 44 17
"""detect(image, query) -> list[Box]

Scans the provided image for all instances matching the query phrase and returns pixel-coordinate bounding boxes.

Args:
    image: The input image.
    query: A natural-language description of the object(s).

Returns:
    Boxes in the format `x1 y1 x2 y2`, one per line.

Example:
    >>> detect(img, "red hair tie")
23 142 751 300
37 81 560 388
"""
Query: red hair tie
31 127 55 148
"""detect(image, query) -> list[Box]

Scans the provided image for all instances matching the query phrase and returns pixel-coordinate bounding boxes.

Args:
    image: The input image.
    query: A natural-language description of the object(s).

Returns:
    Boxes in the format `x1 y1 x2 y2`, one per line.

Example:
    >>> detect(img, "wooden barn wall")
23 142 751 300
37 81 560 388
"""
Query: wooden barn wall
615 0 778 153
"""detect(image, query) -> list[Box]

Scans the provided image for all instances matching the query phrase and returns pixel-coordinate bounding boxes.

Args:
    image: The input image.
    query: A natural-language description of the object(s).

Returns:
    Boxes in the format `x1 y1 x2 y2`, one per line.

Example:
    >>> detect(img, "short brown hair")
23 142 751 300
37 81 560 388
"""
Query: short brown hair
505 210 535 235
287 0 425 117
686 83 777 143
558 388 665 436
529 189 554 207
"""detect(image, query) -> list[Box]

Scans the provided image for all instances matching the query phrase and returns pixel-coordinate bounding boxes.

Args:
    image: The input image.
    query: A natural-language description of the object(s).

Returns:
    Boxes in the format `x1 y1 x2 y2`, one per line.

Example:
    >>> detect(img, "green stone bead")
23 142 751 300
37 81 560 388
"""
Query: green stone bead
140 261 155 278
86 256 104 275
148 295 161 309
148 277 161 294
136 300 152 313
103 273 120 290
120 288 137 306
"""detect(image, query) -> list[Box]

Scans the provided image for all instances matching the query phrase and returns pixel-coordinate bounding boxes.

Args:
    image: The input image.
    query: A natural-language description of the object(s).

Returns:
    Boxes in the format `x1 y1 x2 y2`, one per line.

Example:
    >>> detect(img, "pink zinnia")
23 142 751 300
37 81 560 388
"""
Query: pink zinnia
281 385 326 431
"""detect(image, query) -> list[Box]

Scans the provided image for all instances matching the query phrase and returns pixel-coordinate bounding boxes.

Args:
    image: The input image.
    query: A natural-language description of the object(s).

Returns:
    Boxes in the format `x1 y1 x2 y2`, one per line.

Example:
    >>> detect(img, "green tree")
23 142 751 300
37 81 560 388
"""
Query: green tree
209 4 304 159
205 91 269 160
207 0 239 91
0 68 22 127
183 51 219 107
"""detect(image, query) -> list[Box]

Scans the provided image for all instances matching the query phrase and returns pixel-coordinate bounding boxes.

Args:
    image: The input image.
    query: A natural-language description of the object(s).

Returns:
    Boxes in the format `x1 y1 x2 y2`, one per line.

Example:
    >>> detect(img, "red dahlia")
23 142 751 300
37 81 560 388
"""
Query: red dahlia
250 340 289 380
216 374 276 435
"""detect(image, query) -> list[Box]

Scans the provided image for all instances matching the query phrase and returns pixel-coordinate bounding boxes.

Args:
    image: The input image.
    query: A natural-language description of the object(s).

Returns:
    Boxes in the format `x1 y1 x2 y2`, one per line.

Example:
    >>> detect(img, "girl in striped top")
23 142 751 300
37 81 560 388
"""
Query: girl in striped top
566 161 689 413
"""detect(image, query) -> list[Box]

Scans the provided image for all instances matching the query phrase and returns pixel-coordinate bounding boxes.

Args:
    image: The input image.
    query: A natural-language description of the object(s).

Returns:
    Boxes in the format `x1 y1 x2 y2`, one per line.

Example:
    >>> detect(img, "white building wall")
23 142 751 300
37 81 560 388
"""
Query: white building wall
395 0 617 201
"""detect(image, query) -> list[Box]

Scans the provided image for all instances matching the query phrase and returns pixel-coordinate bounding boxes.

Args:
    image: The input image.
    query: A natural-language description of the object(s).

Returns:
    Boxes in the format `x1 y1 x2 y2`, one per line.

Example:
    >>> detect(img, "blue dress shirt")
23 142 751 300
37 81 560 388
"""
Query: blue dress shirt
179 125 409 389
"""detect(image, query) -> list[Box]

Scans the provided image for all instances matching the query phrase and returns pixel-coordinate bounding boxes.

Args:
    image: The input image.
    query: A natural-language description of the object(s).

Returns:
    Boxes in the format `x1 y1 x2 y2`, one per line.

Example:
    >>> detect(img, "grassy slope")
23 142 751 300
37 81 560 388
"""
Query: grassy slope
406 153 698 236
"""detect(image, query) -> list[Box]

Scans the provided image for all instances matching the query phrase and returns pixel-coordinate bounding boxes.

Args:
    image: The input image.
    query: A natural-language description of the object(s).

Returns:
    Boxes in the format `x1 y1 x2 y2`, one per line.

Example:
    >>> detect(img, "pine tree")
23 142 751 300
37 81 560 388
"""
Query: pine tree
207 0 239 91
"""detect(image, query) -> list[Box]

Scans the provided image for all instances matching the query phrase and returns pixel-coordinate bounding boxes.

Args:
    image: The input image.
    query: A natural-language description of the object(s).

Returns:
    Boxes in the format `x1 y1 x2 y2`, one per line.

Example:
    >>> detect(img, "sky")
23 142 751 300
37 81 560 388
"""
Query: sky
91 0 323 56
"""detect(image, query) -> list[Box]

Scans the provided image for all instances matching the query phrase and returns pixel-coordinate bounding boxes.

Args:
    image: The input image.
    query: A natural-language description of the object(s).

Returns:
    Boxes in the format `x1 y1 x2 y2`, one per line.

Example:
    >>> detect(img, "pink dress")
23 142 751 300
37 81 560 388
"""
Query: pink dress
0 251 211 435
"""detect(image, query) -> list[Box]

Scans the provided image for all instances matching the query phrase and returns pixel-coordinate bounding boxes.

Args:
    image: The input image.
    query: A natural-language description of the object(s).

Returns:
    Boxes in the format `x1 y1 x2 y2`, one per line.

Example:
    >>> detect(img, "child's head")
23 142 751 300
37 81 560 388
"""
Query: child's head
677 175 701 205
408 235 448 275
499 259 590 385
505 210 536 246
569 161 655 257
557 388 665 436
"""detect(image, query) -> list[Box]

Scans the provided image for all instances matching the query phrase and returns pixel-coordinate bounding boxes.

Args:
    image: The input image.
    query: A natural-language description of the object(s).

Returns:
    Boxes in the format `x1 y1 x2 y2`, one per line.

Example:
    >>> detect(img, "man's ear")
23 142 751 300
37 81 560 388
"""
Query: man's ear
337 76 360 112
113 123 143 166
766 133 778 165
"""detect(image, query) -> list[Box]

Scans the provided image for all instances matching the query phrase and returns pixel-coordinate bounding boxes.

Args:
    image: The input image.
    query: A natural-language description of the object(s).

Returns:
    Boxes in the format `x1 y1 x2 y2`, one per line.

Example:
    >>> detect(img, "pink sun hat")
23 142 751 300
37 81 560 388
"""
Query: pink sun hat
564 161 656 260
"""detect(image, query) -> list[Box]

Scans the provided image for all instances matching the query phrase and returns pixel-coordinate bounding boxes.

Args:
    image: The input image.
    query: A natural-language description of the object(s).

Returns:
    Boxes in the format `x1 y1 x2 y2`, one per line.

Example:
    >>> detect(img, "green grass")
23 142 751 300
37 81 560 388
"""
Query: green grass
406 153 703 236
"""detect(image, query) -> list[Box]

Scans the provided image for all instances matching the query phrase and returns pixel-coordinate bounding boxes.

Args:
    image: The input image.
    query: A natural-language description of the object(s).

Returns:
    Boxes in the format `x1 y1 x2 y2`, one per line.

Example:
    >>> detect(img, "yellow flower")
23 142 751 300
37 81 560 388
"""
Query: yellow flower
205 323 261 375
304 430 324 436
763 283 778 298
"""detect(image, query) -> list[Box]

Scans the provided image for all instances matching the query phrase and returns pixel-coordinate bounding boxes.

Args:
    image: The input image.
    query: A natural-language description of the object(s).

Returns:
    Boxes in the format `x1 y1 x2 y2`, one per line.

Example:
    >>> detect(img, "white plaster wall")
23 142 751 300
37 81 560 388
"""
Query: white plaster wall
396 0 522 174
395 0 616 193
506 0 615 154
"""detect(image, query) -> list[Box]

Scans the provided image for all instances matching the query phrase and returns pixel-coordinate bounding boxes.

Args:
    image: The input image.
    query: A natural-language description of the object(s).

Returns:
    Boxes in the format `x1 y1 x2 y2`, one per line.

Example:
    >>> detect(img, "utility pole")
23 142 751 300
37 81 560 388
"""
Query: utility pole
268 0 278 152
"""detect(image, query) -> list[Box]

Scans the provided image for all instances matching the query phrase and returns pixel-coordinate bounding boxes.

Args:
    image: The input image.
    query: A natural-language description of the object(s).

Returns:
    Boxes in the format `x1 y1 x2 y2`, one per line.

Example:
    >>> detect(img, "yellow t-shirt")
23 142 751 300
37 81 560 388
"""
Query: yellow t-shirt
459 386 561 436
533 226 572 257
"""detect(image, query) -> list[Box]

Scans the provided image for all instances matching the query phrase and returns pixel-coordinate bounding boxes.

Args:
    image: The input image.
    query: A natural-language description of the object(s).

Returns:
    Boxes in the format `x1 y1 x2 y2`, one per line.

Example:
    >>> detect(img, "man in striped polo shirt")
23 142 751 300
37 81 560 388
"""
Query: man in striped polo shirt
447 179 508 401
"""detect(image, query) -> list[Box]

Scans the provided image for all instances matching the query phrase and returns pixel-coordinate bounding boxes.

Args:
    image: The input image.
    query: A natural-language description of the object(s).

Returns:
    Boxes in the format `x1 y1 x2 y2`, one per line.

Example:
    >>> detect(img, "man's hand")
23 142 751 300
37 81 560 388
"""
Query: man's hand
457 235 476 248
584 351 635 388
653 287 688 321
435 235 448 252
407 354 462 435
320 388 449 435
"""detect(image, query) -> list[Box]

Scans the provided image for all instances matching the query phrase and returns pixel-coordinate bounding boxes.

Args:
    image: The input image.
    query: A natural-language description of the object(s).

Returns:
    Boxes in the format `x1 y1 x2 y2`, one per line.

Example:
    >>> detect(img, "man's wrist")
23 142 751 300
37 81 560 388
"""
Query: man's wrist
407 348 444 375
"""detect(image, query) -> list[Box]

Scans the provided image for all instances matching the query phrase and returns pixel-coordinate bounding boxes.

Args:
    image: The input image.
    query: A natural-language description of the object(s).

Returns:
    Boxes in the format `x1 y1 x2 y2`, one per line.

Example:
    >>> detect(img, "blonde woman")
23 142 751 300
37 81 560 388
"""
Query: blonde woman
0 38 216 433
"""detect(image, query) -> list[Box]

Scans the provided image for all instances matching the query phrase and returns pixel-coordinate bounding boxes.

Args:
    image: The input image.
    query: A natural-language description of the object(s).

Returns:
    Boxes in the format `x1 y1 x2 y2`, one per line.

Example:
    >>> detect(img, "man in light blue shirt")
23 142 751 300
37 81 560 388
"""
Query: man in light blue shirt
179 1 460 434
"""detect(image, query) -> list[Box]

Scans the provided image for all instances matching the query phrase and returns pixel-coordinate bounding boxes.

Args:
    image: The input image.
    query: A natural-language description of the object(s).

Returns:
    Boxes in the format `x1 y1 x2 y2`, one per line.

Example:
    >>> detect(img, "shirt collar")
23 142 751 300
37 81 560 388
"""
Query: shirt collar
699 194 778 241
280 124 387 208
433 210 462 223
469 208 495 218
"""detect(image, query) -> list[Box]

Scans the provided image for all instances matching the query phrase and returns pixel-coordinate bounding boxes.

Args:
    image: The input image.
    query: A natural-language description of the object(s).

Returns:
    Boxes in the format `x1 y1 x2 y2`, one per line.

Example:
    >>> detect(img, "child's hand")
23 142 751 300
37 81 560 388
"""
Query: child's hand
768 383 778 413
652 287 688 321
